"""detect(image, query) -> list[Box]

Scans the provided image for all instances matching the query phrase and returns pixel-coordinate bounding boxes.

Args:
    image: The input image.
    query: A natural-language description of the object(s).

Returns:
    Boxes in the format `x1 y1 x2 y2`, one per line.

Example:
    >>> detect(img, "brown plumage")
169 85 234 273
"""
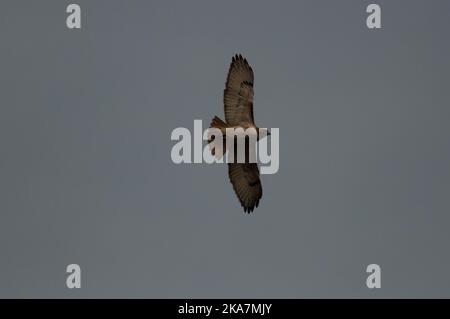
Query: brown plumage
209 54 266 213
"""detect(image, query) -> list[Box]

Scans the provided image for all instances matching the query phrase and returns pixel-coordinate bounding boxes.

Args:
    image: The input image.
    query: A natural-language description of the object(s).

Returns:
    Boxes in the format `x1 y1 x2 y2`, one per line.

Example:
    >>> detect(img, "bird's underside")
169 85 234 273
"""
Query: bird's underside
208 54 263 213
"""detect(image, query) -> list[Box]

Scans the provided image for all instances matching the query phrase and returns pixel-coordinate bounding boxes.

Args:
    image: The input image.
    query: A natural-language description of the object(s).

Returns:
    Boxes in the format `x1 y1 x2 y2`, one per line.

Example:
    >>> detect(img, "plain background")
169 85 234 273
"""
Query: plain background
1 0 450 298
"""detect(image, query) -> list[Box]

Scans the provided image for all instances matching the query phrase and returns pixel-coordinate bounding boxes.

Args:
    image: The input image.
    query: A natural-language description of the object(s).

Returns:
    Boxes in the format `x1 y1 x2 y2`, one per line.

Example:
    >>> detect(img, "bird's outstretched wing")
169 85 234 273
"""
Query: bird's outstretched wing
228 163 262 213
224 54 255 126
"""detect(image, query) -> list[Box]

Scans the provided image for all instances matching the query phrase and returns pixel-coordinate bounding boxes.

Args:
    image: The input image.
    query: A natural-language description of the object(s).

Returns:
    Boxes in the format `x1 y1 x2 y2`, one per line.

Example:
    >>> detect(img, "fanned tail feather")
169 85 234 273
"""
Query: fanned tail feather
208 116 228 159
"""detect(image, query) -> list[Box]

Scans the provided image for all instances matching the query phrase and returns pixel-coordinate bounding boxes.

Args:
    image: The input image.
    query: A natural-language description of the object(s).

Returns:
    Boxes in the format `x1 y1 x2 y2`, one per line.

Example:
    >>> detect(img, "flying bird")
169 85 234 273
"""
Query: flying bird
208 54 269 213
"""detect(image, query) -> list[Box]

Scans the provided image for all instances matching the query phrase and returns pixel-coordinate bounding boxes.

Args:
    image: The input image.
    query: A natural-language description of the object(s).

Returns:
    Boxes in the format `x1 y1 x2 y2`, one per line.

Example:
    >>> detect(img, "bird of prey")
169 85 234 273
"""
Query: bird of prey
208 54 269 213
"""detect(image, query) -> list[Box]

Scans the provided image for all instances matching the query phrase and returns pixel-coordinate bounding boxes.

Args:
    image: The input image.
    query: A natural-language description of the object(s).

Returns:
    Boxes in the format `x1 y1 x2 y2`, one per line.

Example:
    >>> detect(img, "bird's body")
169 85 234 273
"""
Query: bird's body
208 54 268 213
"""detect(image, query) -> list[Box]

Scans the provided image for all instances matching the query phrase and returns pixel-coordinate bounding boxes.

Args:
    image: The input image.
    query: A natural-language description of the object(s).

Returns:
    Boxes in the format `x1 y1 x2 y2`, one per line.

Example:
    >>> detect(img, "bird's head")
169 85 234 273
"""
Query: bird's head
258 128 271 139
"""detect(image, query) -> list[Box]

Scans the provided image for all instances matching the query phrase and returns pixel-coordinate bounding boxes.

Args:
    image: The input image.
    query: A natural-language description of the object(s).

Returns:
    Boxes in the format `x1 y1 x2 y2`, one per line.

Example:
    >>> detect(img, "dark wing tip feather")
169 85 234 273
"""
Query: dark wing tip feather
241 198 258 214
232 53 248 64
244 205 254 214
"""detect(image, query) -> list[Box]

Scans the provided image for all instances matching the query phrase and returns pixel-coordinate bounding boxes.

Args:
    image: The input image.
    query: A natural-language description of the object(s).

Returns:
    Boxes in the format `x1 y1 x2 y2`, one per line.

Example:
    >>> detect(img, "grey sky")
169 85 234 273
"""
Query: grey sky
1 0 450 298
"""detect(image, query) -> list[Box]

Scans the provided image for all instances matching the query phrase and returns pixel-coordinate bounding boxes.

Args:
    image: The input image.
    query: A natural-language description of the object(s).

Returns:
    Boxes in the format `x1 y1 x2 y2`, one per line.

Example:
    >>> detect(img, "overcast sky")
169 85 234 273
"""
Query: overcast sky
1 0 450 298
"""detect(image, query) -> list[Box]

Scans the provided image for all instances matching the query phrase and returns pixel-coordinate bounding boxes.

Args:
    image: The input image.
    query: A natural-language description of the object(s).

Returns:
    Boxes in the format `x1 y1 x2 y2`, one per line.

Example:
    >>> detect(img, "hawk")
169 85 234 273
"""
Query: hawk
208 54 269 213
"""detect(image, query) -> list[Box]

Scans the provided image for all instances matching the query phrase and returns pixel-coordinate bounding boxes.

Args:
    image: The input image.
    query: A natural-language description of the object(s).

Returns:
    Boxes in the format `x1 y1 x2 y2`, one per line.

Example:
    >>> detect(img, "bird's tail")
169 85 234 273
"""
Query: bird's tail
208 116 228 159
